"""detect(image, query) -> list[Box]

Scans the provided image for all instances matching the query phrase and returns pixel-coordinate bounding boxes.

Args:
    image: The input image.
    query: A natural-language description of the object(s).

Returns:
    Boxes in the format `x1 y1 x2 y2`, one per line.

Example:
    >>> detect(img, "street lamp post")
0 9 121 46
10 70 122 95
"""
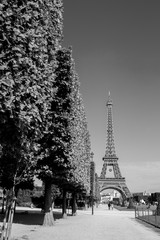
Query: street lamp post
91 192 94 215
90 152 95 215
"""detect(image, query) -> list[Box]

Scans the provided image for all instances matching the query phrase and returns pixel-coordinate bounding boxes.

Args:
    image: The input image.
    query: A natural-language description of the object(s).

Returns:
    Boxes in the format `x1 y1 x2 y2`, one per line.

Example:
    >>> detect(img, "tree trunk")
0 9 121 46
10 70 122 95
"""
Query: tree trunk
1 189 5 214
6 199 16 240
1 188 15 240
62 189 67 219
1 193 10 240
43 181 55 226
14 187 19 214
127 197 134 209
84 197 87 210
72 192 77 216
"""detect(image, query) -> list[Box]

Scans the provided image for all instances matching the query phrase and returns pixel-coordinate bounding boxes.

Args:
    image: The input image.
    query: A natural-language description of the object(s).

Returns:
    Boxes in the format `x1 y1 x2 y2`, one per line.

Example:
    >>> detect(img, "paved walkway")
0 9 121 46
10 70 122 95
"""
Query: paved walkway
11 205 160 240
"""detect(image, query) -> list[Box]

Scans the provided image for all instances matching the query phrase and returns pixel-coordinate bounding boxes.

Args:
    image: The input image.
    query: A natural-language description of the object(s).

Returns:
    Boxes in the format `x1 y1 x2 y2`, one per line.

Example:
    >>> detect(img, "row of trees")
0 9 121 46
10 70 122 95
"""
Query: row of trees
0 0 92 229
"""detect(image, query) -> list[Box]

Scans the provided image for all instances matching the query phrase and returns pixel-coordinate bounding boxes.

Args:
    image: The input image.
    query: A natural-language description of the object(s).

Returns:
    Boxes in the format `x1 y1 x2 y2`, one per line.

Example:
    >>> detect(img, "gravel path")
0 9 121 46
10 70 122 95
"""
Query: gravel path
11 205 160 240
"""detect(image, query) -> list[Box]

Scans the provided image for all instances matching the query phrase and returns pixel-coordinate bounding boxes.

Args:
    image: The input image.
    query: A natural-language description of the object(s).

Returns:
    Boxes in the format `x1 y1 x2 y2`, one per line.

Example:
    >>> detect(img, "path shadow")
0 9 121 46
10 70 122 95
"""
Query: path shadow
0 211 63 226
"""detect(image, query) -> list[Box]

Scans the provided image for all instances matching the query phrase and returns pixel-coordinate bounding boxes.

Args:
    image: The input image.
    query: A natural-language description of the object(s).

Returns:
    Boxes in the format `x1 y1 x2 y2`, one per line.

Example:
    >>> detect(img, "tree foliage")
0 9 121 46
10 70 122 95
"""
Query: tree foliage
0 0 64 228
66 53 91 194
0 0 64 188
36 48 73 183
0 0 92 227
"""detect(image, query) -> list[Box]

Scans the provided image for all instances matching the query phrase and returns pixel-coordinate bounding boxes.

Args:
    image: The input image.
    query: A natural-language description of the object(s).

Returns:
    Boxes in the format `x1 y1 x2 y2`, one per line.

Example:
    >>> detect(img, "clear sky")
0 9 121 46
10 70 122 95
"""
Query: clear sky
62 0 160 193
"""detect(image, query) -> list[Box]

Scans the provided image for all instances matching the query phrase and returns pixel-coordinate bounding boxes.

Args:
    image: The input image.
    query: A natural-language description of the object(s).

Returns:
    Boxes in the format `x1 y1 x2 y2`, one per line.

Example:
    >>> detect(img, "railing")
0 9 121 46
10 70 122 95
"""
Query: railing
135 205 160 228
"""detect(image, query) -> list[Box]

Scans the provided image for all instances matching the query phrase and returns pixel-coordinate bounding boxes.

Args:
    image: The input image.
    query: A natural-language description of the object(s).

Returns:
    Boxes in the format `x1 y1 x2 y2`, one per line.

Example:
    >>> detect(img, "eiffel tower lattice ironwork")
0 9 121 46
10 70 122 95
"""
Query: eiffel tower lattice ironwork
98 92 131 199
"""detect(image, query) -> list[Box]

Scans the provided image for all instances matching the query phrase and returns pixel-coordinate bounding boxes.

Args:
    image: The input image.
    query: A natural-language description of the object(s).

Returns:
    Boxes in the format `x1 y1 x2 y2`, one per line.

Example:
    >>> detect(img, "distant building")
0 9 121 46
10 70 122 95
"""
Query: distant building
100 190 121 203
132 191 151 203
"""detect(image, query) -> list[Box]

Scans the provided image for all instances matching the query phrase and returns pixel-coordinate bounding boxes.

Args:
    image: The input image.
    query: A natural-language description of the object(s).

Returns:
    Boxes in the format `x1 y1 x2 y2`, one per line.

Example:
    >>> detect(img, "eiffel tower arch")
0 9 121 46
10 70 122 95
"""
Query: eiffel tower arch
98 92 132 201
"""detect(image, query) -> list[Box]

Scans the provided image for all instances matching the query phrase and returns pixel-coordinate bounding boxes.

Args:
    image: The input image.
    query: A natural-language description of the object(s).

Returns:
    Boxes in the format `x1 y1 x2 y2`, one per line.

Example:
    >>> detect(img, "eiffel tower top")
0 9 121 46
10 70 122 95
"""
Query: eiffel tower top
107 91 112 105
105 92 117 158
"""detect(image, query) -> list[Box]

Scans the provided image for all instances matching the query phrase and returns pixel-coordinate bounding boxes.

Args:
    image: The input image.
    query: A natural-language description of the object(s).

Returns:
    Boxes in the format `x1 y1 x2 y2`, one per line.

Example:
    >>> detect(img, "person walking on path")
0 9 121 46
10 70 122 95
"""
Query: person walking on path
108 202 111 210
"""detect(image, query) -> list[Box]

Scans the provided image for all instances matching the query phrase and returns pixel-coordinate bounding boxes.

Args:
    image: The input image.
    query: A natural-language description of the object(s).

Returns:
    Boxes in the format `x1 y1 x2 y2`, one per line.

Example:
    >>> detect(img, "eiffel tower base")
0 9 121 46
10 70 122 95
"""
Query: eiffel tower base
127 197 134 209
98 177 132 203
121 199 125 207
156 193 160 215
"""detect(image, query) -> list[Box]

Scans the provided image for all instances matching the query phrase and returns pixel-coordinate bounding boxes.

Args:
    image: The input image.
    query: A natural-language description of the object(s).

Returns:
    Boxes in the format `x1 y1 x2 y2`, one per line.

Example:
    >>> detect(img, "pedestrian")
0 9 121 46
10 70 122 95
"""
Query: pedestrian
108 202 111 210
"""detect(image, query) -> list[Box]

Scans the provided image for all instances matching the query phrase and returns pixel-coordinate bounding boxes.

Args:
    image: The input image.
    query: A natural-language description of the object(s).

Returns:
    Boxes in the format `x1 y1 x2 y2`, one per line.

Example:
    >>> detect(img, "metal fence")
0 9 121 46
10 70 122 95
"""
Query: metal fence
135 205 160 228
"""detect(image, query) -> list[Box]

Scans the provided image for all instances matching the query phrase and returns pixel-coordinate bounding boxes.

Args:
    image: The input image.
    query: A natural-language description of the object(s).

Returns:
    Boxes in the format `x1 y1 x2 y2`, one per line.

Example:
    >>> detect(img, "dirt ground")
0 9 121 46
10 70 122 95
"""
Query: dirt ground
1 205 160 240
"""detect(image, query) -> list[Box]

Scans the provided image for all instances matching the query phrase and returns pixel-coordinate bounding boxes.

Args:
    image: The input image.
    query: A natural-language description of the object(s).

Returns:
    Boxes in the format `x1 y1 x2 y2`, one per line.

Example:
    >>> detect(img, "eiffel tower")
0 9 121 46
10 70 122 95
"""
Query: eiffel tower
98 92 132 199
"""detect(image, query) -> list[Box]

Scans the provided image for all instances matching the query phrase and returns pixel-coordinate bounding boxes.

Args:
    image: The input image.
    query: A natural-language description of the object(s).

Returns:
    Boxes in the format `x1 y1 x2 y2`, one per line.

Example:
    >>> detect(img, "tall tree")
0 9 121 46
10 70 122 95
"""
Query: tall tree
0 0 63 228
64 55 91 215
0 0 91 227
36 48 74 224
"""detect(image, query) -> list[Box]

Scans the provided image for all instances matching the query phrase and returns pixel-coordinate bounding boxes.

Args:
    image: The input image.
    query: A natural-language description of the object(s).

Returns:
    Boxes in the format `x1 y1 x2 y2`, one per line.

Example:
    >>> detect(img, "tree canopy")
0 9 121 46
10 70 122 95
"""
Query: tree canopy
0 0 92 227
